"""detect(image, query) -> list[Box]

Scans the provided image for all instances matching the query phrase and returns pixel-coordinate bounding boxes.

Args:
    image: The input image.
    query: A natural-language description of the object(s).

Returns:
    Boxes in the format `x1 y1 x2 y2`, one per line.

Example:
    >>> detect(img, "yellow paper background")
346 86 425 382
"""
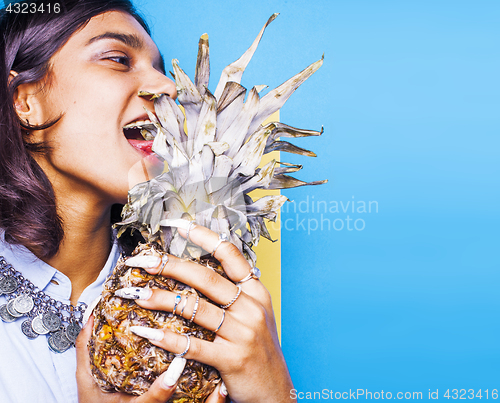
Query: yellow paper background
251 111 281 340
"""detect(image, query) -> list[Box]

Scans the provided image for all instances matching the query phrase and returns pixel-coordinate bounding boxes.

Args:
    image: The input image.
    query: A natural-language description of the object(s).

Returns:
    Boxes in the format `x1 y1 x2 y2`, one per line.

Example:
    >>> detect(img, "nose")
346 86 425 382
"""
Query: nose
145 69 177 100
162 75 177 100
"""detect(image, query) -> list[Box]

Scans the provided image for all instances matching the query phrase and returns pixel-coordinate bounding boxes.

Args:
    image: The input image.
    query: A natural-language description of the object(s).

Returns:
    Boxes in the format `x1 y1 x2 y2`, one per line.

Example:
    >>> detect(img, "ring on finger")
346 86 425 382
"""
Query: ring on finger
237 267 261 285
214 308 225 333
174 334 191 358
173 292 181 314
220 284 242 309
189 295 200 323
159 255 169 277
180 295 189 316
186 220 196 243
211 233 229 257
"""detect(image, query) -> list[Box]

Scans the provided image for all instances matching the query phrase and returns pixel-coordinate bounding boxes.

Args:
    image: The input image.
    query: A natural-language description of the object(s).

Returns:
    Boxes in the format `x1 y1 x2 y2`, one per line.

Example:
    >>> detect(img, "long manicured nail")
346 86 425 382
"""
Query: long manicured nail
161 356 187 388
82 295 101 327
220 381 228 397
159 218 194 231
115 287 152 300
130 326 164 341
125 255 161 269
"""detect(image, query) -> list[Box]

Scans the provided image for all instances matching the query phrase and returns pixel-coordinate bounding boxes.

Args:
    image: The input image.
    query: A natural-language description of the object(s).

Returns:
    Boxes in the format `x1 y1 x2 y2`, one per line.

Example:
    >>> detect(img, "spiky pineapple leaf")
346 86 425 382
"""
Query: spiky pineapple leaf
116 14 326 266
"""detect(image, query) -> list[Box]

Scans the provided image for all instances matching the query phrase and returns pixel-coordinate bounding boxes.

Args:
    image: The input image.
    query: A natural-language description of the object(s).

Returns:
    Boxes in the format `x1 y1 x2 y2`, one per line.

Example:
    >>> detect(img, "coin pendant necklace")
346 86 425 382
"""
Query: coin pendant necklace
0 256 87 353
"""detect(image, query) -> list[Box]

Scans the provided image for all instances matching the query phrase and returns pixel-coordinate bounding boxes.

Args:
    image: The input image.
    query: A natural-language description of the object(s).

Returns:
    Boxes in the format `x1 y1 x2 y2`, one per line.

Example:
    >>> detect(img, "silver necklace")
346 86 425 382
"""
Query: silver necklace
0 256 87 353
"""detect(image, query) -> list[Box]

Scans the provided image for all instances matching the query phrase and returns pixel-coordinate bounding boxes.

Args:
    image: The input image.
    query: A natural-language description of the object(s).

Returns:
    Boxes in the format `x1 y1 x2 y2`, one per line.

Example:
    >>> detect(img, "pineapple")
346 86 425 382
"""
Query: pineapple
89 13 326 401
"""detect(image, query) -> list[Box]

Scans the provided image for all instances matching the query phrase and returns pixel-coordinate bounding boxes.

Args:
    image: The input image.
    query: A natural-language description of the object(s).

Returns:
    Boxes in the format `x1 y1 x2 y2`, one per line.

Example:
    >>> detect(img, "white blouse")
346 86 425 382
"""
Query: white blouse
0 234 119 402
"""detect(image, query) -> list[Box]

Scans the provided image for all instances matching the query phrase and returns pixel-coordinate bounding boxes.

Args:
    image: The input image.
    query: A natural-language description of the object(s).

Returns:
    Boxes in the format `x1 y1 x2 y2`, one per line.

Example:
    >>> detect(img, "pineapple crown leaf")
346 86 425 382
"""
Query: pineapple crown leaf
117 14 326 266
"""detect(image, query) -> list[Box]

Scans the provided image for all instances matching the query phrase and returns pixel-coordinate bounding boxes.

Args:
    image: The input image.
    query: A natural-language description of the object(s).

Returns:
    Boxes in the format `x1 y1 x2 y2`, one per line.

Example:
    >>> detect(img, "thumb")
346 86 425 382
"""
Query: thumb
75 314 95 380
136 356 186 403
205 382 229 403
75 314 104 400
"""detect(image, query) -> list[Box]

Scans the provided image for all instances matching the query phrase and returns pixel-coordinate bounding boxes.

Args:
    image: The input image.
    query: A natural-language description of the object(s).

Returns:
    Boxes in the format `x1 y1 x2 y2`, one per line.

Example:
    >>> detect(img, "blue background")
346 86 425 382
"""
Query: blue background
136 0 499 400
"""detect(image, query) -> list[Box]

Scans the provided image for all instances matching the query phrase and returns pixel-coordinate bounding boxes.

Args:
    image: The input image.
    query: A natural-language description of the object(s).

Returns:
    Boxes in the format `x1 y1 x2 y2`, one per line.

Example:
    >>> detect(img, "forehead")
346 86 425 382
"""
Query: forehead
59 10 162 64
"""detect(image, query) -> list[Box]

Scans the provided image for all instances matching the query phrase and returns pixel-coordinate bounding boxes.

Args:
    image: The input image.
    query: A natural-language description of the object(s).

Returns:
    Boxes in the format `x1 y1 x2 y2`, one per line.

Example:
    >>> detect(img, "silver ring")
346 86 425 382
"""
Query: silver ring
237 267 261 285
214 309 225 333
174 334 191 357
186 220 196 243
180 295 189 316
159 255 169 276
211 233 229 257
173 292 181 314
220 284 242 309
189 295 200 323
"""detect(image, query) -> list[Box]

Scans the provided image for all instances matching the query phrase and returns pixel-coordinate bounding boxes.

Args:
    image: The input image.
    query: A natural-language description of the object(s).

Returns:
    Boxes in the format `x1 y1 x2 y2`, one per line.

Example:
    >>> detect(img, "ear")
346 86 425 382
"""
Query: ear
10 70 46 129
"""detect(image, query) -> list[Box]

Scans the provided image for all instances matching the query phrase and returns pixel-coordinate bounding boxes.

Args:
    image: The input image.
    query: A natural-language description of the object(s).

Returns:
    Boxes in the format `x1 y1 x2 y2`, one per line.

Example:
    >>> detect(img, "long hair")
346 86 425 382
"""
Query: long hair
0 0 150 258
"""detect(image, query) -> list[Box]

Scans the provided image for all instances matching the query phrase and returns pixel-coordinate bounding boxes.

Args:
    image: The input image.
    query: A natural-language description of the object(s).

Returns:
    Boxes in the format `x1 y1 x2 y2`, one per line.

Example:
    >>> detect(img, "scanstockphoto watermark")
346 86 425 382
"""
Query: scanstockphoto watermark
291 388 499 400
276 196 379 234
290 389 424 400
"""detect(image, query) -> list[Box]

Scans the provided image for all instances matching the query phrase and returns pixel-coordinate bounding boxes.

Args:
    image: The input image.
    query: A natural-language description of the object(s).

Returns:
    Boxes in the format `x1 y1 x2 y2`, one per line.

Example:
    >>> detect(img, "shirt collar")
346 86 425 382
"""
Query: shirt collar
0 231 120 305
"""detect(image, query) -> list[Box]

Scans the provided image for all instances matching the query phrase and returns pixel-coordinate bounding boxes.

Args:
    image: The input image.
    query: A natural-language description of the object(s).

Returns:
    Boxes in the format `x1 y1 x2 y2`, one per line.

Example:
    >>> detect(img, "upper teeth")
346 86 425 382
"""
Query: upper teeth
124 119 153 129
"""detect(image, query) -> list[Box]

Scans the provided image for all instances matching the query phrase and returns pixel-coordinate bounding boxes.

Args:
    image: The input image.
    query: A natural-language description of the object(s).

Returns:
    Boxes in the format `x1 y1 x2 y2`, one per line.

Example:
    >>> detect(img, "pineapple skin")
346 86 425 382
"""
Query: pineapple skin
89 243 221 402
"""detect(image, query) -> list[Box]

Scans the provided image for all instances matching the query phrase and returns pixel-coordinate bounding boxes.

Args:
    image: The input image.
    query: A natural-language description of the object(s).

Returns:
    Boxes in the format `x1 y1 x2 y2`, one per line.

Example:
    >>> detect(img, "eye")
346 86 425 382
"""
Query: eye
100 50 132 68
107 55 131 67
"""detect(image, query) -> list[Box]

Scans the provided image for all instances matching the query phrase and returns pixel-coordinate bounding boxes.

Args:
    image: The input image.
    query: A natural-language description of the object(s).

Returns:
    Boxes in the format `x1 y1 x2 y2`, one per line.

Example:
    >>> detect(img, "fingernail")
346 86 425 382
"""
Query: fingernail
82 295 101 327
162 356 187 388
159 218 195 231
115 287 152 300
82 313 92 329
220 381 228 397
125 255 161 269
130 326 164 341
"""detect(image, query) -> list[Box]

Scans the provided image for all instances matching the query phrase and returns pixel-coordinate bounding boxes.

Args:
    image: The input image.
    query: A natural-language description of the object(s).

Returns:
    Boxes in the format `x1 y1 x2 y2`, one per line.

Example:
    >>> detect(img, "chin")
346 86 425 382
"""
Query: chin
127 155 164 190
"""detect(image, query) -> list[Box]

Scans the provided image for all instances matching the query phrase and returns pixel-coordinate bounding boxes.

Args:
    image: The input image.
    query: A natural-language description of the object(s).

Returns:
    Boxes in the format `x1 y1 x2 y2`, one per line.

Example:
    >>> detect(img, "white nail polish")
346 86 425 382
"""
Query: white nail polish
125 255 161 269
82 295 101 327
162 357 187 388
115 287 152 300
159 218 194 231
220 381 228 397
130 326 164 341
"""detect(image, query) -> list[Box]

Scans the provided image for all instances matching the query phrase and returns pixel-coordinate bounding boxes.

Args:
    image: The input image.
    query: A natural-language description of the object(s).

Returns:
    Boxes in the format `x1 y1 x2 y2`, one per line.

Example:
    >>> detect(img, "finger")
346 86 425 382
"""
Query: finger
75 315 102 398
75 314 93 370
205 382 229 403
135 357 186 403
124 253 168 275
164 219 252 282
129 327 224 368
133 290 234 337
126 253 241 307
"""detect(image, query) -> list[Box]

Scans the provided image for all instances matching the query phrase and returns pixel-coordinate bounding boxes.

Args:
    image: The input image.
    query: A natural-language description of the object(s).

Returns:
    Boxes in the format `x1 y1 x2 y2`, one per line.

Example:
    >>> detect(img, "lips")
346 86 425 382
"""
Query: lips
123 117 156 155
127 139 154 154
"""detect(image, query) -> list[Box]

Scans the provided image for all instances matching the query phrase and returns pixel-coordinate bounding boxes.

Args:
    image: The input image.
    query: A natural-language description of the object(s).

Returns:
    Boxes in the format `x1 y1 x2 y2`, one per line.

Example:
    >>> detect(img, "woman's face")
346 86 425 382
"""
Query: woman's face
28 11 176 206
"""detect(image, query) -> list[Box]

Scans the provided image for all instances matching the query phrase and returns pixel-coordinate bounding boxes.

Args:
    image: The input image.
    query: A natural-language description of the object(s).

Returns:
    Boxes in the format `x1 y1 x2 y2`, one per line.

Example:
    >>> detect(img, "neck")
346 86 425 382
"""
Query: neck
44 197 114 305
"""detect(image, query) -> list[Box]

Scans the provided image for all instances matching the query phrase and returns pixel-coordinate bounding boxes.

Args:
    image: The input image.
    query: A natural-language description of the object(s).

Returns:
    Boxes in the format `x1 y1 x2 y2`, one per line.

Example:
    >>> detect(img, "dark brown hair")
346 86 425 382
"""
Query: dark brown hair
0 0 150 258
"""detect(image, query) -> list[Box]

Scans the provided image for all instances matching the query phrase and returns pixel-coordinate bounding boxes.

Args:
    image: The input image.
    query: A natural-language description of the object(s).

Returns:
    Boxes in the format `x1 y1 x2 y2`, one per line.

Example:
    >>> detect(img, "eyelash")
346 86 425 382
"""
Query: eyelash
106 55 131 67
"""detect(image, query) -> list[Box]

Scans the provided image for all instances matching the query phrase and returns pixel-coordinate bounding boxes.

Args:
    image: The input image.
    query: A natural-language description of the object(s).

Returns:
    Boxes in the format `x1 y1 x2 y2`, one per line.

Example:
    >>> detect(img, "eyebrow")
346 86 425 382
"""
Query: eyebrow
86 32 144 49
86 32 166 73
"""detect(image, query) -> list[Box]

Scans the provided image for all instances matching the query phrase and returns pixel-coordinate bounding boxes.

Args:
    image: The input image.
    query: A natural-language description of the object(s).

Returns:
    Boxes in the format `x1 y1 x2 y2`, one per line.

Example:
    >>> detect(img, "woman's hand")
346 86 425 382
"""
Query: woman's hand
75 315 228 403
124 221 295 403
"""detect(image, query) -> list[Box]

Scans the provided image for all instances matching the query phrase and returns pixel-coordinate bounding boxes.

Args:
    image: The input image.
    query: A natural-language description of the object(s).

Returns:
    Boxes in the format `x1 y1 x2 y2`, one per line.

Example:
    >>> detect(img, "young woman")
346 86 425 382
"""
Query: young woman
0 1 294 402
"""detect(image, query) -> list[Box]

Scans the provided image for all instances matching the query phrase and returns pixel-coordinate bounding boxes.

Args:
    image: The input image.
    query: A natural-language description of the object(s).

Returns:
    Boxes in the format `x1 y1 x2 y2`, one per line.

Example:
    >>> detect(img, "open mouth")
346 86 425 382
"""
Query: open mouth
123 119 156 154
